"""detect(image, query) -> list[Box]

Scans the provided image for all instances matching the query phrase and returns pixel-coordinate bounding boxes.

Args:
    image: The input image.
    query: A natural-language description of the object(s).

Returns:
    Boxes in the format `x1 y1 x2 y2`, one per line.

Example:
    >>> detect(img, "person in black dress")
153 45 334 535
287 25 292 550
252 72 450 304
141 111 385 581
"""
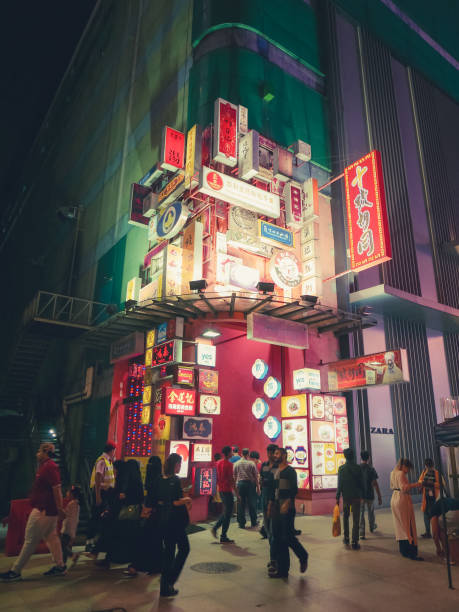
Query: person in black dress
158 453 192 597
124 455 163 577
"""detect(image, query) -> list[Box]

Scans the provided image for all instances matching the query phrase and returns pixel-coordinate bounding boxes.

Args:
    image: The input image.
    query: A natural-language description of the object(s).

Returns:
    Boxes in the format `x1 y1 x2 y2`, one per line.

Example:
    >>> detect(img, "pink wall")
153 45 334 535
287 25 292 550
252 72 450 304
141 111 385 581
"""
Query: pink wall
108 359 130 459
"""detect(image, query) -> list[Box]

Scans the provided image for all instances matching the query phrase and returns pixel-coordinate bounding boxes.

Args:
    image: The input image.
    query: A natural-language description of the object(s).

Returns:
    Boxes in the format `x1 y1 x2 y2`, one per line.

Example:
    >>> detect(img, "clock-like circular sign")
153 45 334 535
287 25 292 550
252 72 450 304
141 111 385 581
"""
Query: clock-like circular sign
269 250 302 290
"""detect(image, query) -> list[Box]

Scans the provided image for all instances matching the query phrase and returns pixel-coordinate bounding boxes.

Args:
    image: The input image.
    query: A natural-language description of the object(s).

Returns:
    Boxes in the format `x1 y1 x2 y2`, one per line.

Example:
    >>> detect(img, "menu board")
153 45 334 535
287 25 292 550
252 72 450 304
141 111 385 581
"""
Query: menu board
282 418 308 468
324 396 334 421
322 475 338 489
310 420 335 443
311 442 325 475
296 469 309 490
324 443 336 474
333 396 347 416
312 475 323 490
334 416 349 452
336 453 345 469
310 394 325 419
281 394 307 418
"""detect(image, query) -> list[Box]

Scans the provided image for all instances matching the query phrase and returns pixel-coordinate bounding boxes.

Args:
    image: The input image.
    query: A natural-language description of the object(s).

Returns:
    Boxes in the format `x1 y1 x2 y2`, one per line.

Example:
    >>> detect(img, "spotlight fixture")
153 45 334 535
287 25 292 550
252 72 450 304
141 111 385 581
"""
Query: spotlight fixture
189 279 207 292
301 294 318 305
125 299 137 311
256 281 275 294
201 329 221 339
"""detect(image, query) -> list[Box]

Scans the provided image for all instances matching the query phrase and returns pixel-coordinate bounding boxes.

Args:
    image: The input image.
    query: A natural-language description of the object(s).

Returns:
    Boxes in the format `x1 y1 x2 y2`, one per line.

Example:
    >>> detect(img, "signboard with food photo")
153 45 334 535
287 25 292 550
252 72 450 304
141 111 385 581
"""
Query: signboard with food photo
310 421 335 443
282 418 308 468
295 469 310 490
198 369 219 395
310 394 325 420
324 396 334 421
334 416 349 453
281 394 307 418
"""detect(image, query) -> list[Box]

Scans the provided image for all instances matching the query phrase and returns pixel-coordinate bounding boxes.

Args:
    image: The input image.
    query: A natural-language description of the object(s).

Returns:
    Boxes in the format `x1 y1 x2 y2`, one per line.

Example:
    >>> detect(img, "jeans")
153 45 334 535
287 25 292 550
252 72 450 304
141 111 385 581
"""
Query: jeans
160 526 190 588
261 488 272 538
271 507 308 576
343 498 361 544
423 495 436 535
12 509 63 573
359 499 376 537
87 488 111 541
237 481 257 527
214 491 234 537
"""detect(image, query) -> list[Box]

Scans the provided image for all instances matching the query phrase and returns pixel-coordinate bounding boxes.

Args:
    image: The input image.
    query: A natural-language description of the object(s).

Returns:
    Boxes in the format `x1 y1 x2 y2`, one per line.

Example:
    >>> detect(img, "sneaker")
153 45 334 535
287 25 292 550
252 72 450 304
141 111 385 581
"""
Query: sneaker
0 570 21 582
370 524 377 532
211 526 218 539
343 538 350 545
300 558 308 573
160 585 179 597
43 565 67 577
294 529 302 536
421 533 431 539
260 526 268 539
351 542 361 550
220 536 234 543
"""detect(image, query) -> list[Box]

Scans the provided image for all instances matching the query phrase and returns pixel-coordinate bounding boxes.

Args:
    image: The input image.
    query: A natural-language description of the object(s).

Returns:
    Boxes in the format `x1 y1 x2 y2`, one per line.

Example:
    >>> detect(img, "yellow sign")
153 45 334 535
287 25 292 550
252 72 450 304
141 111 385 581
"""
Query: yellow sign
141 404 151 425
146 329 156 348
143 385 152 405
185 125 196 185
281 394 307 418
145 348 153 367
157 171 184 205
153 409 171 441
324 443 336 474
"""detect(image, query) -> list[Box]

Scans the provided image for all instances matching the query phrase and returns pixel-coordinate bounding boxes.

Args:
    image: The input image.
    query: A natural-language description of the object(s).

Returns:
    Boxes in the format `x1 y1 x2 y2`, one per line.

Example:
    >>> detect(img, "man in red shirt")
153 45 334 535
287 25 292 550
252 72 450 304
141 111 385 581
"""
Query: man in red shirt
1 443 66 582
211 446 235 543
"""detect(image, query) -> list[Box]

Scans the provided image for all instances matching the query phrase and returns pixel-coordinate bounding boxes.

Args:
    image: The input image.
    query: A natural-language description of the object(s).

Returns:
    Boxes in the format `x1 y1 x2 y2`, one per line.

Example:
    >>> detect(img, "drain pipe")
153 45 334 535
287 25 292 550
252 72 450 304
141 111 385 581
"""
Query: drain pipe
62 366 94 413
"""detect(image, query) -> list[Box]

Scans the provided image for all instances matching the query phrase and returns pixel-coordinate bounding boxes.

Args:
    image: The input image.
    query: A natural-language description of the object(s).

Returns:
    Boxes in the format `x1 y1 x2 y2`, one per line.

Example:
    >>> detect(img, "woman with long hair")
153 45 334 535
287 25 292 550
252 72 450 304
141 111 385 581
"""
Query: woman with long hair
124 455 163 578
390 458 422 560
158 453 192 598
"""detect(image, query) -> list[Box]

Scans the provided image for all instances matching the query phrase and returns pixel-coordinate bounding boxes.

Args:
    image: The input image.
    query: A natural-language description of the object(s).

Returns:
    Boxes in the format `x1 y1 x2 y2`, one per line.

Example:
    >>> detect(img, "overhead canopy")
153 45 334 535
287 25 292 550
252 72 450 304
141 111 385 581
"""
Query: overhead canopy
435 416 459 447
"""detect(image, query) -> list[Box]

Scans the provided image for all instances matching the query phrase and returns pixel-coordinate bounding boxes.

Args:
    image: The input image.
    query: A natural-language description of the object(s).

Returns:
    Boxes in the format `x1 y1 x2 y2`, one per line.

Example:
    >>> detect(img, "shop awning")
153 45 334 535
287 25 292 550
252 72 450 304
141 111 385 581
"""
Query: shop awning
435 416 459 447
350 284 459 333
80 291 377 346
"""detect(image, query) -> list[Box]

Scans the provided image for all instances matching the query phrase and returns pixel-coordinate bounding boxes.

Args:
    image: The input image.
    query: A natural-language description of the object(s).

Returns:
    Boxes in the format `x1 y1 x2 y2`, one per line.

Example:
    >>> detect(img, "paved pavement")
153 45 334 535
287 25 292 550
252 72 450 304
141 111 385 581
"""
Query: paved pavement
0 506 457 611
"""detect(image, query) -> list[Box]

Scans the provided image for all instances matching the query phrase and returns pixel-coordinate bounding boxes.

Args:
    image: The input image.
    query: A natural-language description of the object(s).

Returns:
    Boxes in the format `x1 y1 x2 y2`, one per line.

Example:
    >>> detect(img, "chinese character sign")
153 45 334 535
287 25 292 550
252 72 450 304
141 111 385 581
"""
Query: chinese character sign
164 388 196 415
344 150 391 272
161 127 185 171
213 98 238 166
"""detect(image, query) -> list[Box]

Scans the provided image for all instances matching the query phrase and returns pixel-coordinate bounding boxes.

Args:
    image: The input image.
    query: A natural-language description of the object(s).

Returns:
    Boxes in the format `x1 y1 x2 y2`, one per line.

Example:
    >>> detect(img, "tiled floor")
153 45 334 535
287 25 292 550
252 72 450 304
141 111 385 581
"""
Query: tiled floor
0 506 457 611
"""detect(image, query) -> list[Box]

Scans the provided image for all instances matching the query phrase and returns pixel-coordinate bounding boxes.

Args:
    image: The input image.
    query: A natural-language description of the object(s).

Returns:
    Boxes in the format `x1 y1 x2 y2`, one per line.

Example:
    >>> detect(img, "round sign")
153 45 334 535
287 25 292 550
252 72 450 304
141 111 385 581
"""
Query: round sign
264 376 281 399
269 250 302 290
252 359 269 380
206 171 224 191
156 201 189 240
201 395 220 414
252 398 269 421
263 416 281 440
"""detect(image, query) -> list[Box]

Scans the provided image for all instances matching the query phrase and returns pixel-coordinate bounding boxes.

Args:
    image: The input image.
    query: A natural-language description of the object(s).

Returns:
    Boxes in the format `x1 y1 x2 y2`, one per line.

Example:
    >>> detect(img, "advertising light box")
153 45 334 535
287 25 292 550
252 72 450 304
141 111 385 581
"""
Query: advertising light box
169 441 189 478
196 343 216 367
164 388 196 416
160 126 185 172
193 466 217 496
192 443 212 462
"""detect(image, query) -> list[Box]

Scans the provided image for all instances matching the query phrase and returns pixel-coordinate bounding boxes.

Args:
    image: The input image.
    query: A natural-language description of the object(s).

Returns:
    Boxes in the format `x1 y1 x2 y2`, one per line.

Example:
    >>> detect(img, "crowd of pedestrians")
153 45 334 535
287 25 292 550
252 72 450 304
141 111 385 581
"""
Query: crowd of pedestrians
1 437 456 595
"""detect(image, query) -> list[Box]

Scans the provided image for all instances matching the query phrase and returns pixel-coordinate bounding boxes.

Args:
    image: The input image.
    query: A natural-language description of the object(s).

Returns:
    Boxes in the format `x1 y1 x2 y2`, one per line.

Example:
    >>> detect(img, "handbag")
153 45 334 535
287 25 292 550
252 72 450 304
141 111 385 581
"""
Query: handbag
332 504 341 537
118 504 141 521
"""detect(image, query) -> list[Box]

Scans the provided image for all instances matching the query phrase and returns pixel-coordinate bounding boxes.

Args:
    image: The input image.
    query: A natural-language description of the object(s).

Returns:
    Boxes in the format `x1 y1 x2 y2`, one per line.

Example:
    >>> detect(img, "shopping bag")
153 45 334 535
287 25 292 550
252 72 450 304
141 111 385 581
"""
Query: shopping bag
332 504 341 537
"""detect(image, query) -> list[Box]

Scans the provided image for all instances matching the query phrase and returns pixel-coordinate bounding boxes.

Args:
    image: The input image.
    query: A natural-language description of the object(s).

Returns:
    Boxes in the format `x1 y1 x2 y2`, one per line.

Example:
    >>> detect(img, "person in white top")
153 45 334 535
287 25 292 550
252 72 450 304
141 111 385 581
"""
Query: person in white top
61 486 81 565
390 458 422 561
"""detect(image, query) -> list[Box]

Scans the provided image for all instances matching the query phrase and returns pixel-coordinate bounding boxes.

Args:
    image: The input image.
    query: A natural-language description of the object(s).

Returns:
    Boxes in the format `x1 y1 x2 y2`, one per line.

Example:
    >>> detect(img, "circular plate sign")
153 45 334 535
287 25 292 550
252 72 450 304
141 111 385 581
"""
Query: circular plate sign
252 359 269 380
269 250 302 290
263 416 281 440
264 376 281 399
252 398 269 420
157 201 189 240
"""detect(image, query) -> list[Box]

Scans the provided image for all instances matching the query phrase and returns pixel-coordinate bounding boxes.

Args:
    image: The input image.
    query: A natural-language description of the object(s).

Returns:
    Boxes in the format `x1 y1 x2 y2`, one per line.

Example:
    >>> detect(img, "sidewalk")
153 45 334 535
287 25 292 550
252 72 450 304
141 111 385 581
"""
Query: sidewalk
0 506 457 612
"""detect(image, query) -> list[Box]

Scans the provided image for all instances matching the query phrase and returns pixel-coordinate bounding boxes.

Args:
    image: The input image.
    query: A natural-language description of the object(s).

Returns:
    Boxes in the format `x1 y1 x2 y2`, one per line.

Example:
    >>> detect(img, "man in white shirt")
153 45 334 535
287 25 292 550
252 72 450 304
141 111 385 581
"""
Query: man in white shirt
234 448 259 528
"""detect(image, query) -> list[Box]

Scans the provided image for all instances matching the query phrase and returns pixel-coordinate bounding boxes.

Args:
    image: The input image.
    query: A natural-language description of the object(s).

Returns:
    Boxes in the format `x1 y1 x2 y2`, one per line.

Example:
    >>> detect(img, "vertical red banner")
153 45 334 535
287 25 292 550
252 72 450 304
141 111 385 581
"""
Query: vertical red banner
213 98 238 167
161 127 185 171
344 150 391 272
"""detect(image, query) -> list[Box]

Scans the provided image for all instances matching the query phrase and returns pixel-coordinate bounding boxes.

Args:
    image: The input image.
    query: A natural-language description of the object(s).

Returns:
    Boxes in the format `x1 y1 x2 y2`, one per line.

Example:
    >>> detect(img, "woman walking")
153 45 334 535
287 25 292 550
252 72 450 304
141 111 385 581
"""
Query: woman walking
390 458 422 560
158 453 192 597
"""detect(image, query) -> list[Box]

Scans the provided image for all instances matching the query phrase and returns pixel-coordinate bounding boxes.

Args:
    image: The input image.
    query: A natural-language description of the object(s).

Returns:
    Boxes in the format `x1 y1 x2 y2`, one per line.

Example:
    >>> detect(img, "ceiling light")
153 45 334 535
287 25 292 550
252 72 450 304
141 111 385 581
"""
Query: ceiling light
201 329 221 339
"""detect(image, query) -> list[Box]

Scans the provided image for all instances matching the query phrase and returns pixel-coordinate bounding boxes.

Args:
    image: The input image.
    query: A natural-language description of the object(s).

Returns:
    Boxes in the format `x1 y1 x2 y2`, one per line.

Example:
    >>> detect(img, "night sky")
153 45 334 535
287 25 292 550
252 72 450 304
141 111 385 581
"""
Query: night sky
0 1 96 209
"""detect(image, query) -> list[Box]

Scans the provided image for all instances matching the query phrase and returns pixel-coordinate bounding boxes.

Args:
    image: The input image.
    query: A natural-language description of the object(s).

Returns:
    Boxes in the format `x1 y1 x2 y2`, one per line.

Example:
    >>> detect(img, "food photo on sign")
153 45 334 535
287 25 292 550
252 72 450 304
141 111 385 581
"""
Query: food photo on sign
198 369 218 395
310 394 325 420
182 416 213 440
281 394 307 418
296 469 310 490
310 420 335 443
169 441 190 478
282 418 308 468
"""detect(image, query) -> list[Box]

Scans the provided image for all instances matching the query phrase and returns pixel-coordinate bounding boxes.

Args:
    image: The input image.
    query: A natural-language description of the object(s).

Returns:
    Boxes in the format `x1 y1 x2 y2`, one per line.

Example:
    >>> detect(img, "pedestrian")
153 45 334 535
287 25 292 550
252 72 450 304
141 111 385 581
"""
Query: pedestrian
229 446 241 463
250 450 263 514
211 446 235 543
359 450 382 539
259 444 278 541
61 485 81 566
418 458 441 538
390 458 423 560
336 447 364 549
234 448 259 529
86 441 116 553
1 443 67 582
430 496 459 562
124 456 163 577
158 453 192 598
268 447 308 578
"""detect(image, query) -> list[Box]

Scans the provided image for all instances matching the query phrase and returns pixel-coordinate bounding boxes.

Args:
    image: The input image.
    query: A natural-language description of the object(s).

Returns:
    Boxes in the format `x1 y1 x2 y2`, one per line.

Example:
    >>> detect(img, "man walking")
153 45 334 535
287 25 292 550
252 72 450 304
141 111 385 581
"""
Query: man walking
418 458 441 538
259 444 278 540
86 441 116 552
1 443 66 582
229 446 241 463
211 446 235 543
233 448 259 529
336 447 364 550
359 450 382 539
268 447 308 578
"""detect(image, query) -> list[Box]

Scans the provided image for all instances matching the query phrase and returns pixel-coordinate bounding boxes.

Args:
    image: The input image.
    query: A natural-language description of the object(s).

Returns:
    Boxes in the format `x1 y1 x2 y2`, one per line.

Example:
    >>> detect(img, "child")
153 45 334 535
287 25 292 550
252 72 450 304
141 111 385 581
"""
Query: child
61 486 81 565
